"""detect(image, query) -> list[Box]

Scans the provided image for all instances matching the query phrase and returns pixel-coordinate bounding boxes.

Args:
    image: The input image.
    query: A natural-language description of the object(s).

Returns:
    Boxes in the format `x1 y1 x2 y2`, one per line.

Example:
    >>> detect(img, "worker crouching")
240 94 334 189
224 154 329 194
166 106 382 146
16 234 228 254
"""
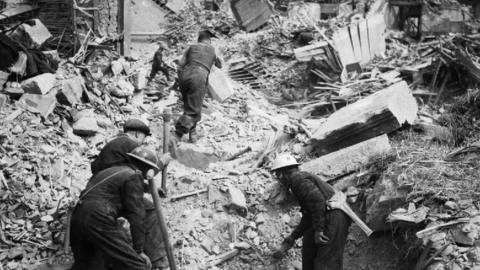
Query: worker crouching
70 147 170 270
271 154 351 270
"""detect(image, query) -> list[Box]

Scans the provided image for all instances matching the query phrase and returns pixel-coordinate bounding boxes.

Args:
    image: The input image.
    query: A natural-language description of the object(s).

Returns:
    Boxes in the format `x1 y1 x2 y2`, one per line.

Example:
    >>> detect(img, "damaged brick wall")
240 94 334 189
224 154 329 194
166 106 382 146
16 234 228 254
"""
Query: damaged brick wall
93 0 118 38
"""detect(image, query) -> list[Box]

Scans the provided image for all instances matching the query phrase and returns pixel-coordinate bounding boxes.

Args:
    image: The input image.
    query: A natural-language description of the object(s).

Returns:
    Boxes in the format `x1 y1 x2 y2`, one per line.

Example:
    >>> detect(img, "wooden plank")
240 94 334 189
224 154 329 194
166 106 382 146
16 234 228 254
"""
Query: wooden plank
359 20 371 64
301 135 391 178
293 41 328 62
333 27 357 67
311 80 418 155
349 24 362 63
367 14 386 57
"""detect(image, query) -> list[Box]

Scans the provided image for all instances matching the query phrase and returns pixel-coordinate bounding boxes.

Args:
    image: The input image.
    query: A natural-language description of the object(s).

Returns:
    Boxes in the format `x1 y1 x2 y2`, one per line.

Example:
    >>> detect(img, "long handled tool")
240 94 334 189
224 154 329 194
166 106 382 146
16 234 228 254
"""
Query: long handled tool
161 108 171 193
148 172 177 270
327 191 373 237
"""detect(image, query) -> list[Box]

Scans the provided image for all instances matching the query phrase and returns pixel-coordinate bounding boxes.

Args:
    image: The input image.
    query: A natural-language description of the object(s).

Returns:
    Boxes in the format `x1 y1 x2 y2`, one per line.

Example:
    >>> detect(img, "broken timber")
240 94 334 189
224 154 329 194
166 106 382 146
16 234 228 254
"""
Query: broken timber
301 134 391 178
294 41 329 62
230 0 273 32
311 80 418 155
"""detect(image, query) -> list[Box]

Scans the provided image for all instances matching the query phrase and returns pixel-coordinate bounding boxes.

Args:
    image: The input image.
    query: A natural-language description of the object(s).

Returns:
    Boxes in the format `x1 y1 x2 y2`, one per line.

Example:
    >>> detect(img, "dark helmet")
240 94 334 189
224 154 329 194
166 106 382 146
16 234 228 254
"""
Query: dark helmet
124 119 151 136
127 147 159 170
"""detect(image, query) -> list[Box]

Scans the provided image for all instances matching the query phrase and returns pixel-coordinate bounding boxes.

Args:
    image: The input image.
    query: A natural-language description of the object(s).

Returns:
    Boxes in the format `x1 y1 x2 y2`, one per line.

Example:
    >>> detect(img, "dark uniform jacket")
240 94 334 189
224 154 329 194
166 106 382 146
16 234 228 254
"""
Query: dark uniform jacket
289 171 336 239
91 134 139 175
182 43 221 73
80 166 146 253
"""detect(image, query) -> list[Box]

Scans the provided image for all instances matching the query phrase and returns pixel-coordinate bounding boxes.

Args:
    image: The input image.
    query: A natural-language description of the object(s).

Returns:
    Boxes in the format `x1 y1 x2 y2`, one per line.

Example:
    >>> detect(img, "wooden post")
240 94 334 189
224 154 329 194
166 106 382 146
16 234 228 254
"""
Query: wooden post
162 108 171 193
118 0 131 56
148 174 177 270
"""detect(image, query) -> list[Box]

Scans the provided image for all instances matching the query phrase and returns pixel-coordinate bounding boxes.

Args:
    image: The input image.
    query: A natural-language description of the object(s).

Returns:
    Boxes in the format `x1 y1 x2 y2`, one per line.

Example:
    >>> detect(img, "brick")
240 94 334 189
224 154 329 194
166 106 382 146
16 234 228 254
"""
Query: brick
21 73 56 95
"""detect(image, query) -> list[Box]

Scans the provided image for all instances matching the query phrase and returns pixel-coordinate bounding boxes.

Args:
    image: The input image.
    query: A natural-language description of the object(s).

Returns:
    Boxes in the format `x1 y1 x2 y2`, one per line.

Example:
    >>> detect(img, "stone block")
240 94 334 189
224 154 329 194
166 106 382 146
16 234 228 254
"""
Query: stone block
21 73 56 95
57 77 85 106
17 91 57 117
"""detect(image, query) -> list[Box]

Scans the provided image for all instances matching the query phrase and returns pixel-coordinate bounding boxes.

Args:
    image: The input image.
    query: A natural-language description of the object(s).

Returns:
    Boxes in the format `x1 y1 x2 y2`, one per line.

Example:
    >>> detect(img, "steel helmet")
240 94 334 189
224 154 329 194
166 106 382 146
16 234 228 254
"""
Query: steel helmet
124 119 151 136
271 153 299 171
127 147 159 170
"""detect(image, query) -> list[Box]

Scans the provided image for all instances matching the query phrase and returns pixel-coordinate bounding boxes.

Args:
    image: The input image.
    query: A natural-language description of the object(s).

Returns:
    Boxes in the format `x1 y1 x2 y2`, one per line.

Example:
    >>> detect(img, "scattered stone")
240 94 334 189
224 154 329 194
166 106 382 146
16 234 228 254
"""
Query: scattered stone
227 186 247 214
57 77 85 106
7 247 23 259
21 73 56 95
111 78 135 97
17 92 57 118
445 201 459 211
175 144 219 170
72 110 99 136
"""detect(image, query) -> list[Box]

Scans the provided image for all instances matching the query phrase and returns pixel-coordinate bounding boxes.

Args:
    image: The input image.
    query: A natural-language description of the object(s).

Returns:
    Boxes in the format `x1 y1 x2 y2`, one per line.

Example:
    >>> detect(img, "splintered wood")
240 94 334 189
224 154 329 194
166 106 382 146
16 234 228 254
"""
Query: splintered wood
311 80 418 155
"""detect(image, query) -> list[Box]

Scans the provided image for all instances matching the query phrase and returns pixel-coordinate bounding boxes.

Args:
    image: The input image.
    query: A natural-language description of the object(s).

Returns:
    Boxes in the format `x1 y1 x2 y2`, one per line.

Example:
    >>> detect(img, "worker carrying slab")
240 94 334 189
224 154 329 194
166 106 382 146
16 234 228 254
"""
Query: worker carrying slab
88 119 170 269
271 153 352 270
71 147 171 270
172 30 222 143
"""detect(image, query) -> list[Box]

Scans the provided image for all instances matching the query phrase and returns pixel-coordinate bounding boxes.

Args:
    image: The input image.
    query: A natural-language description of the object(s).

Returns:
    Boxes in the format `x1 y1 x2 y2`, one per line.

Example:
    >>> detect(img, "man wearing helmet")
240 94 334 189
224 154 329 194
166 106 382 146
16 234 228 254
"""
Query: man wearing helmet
173 30 222 143
89 119 170 269
271 153 351 270
91 119 151 175
71 147 169 270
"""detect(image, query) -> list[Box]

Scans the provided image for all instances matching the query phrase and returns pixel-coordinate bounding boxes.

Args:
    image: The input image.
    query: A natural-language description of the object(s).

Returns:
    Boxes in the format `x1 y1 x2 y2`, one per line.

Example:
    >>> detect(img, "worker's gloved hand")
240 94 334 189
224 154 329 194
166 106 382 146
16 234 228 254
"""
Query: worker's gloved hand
140 252 152 269
272 236 295 259
314 231 330 245
159 153 172 167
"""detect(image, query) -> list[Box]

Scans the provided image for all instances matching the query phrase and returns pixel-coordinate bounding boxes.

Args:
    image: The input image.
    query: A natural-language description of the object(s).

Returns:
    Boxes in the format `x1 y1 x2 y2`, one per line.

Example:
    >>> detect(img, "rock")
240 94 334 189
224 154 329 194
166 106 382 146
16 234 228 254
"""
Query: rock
8 246 24 259
468 247 480 263
233 242 251 250
228 186 247 213
255 214 266 225
281 214 291 224
453 226 476 246
175 144 219 170
12 125 24 135
57 77 85 106
111 60 124 76
445 201 458 211
133 68 147 90
73 110 99 136
15 19 52 48
40 215 54 222
17 92 57 118
21 73 56 95
111 78 135 97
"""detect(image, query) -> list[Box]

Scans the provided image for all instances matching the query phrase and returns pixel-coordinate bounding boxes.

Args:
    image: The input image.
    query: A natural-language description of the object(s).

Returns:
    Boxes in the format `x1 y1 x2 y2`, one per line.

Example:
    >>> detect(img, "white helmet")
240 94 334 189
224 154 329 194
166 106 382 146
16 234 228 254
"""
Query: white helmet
271 153 299 171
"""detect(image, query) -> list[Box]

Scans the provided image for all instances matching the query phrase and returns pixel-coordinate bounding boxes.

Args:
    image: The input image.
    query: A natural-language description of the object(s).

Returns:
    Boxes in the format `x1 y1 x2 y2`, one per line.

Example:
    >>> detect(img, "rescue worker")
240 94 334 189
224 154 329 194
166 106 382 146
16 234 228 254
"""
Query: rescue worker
148 43 170 83
271 154 351 270
70 147 170 270
173 30 222 143
91 119 151 175
90 119 169 269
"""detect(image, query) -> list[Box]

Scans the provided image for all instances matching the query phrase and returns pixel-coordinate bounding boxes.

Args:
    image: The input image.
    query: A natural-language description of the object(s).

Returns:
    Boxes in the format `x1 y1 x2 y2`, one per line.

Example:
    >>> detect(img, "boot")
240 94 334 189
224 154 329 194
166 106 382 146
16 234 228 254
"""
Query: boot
188 129 202 143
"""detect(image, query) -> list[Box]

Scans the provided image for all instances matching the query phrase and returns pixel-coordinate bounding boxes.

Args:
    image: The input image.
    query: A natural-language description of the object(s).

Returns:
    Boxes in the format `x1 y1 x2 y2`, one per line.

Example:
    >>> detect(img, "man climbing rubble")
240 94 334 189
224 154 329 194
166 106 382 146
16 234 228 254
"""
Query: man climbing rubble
148 42 171 84
91 118 151 174
172 30 222 144
70 147 170 270
271 153 351 270
89 119 170 269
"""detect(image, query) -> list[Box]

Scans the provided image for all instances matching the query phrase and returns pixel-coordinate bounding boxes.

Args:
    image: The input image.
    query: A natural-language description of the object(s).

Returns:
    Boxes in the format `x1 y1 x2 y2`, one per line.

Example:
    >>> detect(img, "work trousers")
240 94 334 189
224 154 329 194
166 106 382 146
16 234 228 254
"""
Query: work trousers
149 63 170 81
302 210 351 270
70 200 165 270
175 65 208 137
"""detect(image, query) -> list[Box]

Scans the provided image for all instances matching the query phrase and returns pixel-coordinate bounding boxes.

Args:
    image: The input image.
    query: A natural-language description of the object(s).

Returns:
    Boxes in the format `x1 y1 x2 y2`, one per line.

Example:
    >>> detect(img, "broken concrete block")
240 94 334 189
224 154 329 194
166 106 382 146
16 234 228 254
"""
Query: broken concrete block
228 186 247 210
110 60 124 76
42 50 61 64
17 91 57 118
73 110 99 136
175 144 219 170
230 0 273 32
17 19 52 48
21 73 56 95
311 80 417 155
56 77 85 106
208 67 234 103
133 68 147 90
111 78 134 98
300 134 391 178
